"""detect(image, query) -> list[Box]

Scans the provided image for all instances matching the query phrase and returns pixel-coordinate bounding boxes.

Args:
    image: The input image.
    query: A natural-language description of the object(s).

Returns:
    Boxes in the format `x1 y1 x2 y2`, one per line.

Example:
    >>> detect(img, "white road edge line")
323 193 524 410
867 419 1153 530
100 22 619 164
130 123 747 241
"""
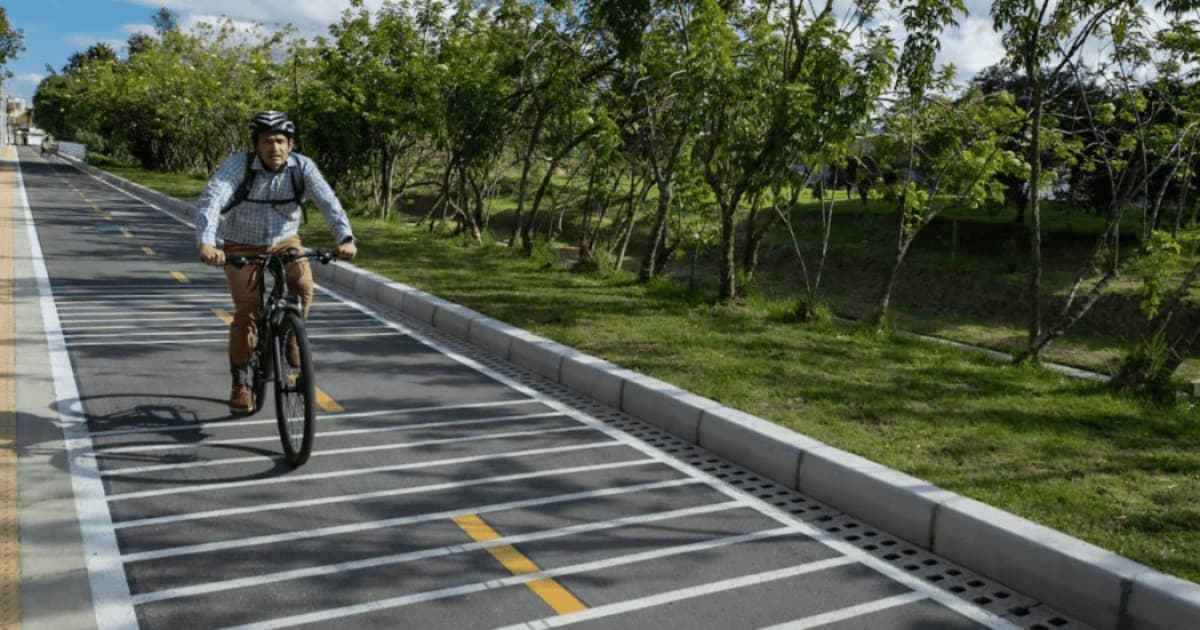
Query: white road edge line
113 458 660 529
131 501 746 605
495 556 867 630
16 155 139 629
755 592 930 630
224 526 811 630
106 441 623 501
120 478 703 563
88 399 543 438
82 160 1017 630
101 425 601 475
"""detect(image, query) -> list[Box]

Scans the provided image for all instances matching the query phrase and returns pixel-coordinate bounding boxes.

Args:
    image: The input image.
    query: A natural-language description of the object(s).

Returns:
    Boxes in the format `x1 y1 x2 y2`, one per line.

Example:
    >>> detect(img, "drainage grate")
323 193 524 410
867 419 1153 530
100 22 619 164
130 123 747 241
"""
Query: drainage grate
357 301 1093 630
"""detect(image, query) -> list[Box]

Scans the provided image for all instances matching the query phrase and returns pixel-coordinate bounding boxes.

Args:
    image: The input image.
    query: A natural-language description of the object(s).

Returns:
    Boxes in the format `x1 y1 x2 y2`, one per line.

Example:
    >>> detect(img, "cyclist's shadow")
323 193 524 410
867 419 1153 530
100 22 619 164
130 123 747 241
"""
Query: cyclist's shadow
51 393 295 483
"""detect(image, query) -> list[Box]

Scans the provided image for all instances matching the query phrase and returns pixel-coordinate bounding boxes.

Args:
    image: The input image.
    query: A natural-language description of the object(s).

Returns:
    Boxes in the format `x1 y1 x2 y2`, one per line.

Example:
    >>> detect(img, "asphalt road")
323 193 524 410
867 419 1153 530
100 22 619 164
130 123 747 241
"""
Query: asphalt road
12 146 1082 630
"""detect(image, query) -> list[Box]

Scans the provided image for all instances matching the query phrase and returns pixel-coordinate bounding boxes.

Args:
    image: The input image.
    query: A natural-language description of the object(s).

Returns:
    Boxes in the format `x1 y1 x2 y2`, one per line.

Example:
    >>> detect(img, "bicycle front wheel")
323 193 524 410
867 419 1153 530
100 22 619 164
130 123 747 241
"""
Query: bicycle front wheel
273 312 315 467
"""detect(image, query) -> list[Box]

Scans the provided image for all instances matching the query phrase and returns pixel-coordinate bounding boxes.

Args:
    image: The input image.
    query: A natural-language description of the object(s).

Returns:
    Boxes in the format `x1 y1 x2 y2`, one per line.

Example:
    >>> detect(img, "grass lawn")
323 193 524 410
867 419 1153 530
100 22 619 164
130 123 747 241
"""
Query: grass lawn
112 164 1200 585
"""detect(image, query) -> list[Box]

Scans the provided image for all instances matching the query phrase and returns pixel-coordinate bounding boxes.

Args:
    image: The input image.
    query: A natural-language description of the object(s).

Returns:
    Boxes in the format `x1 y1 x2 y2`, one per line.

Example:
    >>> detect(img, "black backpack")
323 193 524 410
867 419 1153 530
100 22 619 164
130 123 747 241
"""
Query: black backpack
220 152 308 222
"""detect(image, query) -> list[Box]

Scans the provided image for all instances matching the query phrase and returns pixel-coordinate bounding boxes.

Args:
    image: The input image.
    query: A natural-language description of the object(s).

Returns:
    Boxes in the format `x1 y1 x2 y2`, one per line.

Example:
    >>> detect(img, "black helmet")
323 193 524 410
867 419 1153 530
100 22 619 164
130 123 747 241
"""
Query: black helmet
249 110 296 141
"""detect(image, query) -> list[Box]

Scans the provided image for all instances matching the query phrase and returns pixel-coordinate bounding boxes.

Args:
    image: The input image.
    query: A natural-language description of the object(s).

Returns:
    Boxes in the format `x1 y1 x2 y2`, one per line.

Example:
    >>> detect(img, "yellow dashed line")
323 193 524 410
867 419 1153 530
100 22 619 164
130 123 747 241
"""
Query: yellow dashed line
142 246 156 256
452 514 587 615
121 230 133 238
315 388 343 413
171 271 189 284
103 213 113 221
214 308 343 412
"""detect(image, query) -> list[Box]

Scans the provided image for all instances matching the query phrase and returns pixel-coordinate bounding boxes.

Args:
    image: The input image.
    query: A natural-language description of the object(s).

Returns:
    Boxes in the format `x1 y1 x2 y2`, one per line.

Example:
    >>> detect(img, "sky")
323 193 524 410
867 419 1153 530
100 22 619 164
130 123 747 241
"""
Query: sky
0 0 1170 107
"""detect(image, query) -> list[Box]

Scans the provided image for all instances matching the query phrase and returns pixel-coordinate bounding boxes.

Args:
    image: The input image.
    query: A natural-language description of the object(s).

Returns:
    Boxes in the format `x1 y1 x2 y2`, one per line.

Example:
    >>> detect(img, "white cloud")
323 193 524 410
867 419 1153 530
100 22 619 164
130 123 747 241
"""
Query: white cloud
121 0 388 37
937 14 1007 78
121 23 155 37
63 34 129 54
13 72 46 84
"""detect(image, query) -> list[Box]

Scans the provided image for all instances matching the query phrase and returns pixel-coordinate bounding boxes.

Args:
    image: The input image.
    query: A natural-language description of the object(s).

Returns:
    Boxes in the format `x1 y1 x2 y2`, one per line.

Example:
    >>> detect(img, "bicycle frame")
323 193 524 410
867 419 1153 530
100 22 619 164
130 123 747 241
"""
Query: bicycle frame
228 249 335 466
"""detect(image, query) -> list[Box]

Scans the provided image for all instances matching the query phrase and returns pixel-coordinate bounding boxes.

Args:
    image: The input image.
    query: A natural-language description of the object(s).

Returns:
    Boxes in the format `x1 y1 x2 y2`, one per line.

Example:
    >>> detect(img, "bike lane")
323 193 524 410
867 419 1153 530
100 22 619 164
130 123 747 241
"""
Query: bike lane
10 147 1087 630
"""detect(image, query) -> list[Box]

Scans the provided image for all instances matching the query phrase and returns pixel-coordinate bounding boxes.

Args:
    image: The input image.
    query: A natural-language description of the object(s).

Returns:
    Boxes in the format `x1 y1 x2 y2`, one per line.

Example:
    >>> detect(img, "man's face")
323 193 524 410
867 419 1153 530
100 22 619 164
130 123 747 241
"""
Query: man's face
255 132 293 171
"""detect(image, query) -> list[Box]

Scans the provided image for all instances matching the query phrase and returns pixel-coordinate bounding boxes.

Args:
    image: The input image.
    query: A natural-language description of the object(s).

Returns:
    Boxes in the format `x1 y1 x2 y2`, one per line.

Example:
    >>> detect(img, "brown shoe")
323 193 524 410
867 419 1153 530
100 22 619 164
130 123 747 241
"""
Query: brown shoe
229 384 253 414
286 335 301 368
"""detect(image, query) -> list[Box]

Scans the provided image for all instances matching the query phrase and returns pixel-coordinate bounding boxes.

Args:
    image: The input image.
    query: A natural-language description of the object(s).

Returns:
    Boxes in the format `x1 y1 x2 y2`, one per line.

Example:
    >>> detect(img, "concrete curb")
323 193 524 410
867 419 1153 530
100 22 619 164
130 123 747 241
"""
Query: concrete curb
68 157 1200 630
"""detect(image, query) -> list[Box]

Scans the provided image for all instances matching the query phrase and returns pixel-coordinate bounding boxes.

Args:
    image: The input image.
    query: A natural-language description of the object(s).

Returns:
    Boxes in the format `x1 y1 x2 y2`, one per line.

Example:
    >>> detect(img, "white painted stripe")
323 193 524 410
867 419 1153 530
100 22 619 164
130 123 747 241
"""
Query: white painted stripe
66 324 388 340
102 425 600 475
98 411 565 453
89 399 541 438
51 291 234 300
58 314 231 325
113 458 660 529
67 330 403 347
133 501 745 605
61 314 370 330
16 156 139 629
756 592 929 630
120 478 702 562
107 441 623 501
226 525 808 630
64 321 228 331
55 301 227 310
497 556 862 630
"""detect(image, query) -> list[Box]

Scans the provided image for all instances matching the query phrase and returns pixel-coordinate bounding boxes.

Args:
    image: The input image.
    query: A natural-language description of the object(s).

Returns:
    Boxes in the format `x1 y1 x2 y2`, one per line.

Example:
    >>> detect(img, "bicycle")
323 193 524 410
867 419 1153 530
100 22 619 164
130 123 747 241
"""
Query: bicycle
227 249 338 467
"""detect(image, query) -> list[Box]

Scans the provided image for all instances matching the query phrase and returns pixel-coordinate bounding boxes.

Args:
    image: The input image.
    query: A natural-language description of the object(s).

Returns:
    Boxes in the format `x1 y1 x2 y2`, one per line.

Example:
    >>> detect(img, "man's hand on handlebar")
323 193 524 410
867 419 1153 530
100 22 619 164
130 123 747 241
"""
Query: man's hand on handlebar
199 243 225 266
336 240 357 261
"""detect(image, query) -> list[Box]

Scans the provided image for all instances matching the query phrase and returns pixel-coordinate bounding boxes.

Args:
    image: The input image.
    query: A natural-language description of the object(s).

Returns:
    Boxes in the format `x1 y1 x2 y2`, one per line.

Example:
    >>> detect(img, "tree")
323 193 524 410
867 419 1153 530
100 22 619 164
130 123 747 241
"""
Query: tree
872 85 1025 331
63 42 119 75
695 0 895 303
314 0 438 220
0 8 24 81
991 0 1137 362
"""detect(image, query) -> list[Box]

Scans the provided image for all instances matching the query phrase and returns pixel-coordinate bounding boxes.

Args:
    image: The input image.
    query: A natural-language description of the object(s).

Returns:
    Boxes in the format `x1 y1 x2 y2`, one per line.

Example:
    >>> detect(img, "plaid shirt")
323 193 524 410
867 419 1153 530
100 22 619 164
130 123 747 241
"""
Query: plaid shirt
194 152 354 247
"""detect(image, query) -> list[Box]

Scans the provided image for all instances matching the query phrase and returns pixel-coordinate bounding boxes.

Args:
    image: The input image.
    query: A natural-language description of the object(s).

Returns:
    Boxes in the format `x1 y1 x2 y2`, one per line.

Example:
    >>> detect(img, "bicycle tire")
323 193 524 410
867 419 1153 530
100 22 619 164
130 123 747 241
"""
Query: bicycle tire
273 311 315 466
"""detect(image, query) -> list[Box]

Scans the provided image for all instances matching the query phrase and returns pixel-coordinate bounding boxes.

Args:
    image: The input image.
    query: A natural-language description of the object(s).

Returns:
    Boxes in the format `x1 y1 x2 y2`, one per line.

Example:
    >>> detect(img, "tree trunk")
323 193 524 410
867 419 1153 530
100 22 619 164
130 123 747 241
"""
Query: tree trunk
379 145 394 220
511 106 548 248
639 179 673 283
717 191 743 303
1023 78 1046 361
520 123 602 256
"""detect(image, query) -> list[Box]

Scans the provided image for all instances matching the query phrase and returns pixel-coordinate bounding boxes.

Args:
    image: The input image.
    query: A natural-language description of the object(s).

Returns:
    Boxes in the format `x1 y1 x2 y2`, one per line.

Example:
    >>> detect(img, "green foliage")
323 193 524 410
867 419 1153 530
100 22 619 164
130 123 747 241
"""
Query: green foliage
1134 230 1188 319
0 7 24 80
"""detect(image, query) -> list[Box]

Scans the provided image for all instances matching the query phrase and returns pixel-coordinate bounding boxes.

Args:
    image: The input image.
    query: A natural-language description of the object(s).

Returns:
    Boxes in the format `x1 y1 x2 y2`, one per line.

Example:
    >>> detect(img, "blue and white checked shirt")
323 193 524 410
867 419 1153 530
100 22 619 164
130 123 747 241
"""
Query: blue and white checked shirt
194 152 354 247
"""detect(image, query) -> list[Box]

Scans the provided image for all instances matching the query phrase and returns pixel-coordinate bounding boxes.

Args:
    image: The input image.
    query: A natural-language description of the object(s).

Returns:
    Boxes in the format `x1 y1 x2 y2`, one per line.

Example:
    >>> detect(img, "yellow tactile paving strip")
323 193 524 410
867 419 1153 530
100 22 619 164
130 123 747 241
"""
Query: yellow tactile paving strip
0 145 23 627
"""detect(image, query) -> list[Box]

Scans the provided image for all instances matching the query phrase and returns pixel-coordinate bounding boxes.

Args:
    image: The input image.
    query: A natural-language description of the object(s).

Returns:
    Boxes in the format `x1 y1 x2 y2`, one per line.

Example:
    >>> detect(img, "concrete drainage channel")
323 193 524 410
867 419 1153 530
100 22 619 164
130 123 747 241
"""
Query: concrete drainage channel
61 153 1200 630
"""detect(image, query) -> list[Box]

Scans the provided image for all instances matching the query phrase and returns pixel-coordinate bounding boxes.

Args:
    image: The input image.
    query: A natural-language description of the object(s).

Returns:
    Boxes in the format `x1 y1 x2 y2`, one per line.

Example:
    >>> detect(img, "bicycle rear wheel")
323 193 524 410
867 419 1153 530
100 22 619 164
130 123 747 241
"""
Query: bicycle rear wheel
273 312 315 467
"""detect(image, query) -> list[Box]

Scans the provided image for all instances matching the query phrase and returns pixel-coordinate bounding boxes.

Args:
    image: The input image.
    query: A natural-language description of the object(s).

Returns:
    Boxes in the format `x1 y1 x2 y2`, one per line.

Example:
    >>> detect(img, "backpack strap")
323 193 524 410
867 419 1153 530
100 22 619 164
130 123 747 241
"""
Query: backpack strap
219 152 257 215
290 161 309 224
218 152 308 223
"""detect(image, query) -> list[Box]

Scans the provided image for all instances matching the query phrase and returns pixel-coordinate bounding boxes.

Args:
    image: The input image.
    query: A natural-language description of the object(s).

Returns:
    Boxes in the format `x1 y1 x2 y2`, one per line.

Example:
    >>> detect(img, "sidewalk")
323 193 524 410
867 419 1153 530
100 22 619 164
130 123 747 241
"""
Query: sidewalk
1 145 23 628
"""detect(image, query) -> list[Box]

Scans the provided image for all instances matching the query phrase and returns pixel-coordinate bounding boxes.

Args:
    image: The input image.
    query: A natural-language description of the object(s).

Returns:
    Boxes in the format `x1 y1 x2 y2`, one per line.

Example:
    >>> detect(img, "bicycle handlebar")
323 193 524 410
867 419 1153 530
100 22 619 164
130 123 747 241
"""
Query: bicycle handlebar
225 249 339 270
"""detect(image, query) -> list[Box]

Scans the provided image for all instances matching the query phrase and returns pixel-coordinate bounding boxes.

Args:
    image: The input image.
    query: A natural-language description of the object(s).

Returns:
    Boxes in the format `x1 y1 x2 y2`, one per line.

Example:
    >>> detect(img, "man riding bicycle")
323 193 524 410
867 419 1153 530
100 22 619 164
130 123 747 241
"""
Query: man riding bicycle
195 110 357 414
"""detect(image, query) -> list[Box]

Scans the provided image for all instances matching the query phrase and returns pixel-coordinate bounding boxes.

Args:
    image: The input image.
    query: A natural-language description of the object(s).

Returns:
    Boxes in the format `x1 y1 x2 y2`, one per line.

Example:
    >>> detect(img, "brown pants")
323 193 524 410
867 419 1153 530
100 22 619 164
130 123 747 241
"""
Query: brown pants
223 236 313 369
